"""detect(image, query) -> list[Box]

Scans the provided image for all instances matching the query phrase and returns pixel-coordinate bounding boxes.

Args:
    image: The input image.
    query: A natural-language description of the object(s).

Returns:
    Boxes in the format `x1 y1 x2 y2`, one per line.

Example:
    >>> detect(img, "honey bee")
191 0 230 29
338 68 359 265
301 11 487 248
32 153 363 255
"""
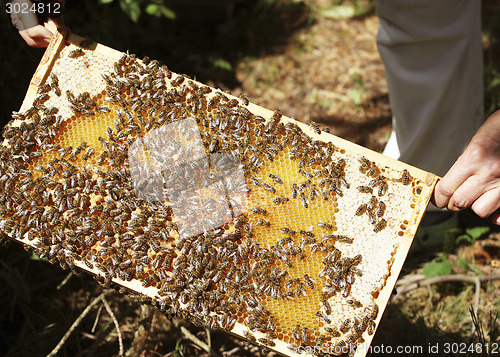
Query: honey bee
368 175 383 187
300 192 309 208
302 327 308 343
309 120 321 134
356 185 373 193
68 48 84 58
248 174 261 187
299 168 313 179
376 201 386 217
339 319 351 333
291 183 298 199
280 227 296 236
373 219 387 232
273 196 289 205
243 329 256 342
269 173 283 184
262 183 276 194
316 311 332 324
324 326 340 337
255 219 270 227
257 337 275 347
378 181 388 196
317 221 333 230
304 274 315 289
367 320 376 335
367 195 378 210
251 207 267 215
401 169 412 185
355 203 367 216
321 298 331 315
239 93 249 105
347 297 362 308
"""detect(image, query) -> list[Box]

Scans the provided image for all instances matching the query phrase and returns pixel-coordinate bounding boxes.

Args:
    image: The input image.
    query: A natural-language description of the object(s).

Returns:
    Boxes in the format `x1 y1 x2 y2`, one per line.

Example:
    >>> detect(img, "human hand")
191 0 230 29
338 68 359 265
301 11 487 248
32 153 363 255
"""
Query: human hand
433 110 500 224
9 0 69 47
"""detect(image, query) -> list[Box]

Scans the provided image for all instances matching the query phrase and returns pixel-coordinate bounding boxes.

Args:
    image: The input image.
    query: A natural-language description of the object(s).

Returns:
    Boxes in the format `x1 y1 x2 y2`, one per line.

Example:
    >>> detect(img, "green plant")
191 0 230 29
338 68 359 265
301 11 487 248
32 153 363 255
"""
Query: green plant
98 0 175 22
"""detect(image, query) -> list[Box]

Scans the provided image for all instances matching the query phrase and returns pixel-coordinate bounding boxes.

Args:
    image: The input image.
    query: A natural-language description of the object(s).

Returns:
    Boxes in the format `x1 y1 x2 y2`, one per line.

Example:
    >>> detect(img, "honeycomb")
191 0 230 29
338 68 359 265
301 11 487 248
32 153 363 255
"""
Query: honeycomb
1 32 437 357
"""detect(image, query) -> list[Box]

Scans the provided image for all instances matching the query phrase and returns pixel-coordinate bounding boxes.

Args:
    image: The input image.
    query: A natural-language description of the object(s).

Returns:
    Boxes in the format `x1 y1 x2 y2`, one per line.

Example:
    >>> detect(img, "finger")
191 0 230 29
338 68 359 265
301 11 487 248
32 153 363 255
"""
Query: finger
11 3 39 31
491 212 500 225
433 155 477 208
19 25 54 47
446 175 488 212
470 188 500 218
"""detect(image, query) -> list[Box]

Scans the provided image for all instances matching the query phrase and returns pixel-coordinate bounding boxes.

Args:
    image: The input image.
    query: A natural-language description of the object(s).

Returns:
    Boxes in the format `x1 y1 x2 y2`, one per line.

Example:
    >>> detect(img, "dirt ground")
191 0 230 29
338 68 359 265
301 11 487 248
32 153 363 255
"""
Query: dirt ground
231 1 392 153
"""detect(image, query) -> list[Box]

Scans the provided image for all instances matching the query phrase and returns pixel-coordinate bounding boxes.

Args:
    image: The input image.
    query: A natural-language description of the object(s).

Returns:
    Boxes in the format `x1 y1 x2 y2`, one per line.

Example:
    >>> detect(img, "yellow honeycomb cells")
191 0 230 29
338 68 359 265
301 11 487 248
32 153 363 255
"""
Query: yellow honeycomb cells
1 45 430 357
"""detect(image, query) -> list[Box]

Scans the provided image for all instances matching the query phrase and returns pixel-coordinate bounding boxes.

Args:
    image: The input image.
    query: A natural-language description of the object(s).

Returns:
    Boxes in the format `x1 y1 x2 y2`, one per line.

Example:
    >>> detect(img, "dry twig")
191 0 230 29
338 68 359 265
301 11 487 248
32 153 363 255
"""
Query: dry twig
102 296 124 357
46 293 105 357
180 326 219 357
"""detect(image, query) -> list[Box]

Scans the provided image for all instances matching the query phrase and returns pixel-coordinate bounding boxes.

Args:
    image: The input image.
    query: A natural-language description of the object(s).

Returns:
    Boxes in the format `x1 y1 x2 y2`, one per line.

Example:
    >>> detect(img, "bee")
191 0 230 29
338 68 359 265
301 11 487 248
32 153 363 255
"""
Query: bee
373 219 387 232
280 227 296 236
355 203 367 216
291 183 298 199
251 207 267 215
401 169 412 185
339 319 351 333
239 93 250 105
299 180 311 192
299 168 313 179
316 311 331 324
367 195 378 210
347 297 362 308
324 326 340 337
273 196 289 205
269 173 283 184
171 75 185 86
302 327 308 343
255 219 270 227
304 274 315 289
96 106 110 113
317 221 333 230
248 174 261 187
257 337 275 347
300 192 309 208
367 320 376 335
378 181 388 196
68 48 84 58
309 184 318 201
321 298 331 315
368 303 379 319
299 230 314 238
368 175 383 187
374 201 385 217
309 120 321 134
357 185 373 193
243 329 256 342
262 183 276 194
37 84 51 95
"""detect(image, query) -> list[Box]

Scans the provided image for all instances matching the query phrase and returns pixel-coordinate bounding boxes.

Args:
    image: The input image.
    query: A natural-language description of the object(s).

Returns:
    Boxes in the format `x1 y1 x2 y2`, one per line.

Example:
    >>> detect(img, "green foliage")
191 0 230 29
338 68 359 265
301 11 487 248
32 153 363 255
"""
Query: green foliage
346 73 365 106
456 226 490 245
423 260 453 279
174 338 184 357
99 0 176 22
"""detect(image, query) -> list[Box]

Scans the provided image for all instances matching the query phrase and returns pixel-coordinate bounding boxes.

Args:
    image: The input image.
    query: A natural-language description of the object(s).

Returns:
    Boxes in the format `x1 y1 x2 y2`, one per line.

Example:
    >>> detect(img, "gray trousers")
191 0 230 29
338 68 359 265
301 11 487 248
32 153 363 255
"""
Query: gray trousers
377 0 484 181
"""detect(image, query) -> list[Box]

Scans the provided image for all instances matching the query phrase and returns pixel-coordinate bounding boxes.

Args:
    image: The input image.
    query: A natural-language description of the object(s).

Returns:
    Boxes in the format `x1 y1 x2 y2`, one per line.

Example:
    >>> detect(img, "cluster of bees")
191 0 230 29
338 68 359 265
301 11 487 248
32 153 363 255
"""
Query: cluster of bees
0 45 418 356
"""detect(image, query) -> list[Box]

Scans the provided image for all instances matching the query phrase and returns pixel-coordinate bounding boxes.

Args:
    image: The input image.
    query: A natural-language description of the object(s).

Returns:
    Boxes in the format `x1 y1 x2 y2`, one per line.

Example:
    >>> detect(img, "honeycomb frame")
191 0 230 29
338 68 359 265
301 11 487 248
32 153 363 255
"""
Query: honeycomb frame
2 27 438 357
